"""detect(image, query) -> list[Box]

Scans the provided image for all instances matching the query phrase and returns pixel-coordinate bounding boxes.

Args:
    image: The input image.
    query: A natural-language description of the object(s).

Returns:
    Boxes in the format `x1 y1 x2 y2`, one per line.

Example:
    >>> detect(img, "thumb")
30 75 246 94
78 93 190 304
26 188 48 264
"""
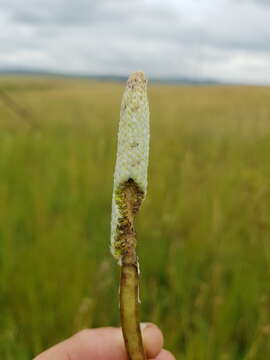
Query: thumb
34 323 164 360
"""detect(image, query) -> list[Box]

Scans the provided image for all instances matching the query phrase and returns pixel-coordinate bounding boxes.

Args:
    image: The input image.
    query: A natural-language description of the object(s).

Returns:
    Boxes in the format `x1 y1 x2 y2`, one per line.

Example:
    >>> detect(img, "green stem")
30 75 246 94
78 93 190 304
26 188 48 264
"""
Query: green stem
120 261 145 360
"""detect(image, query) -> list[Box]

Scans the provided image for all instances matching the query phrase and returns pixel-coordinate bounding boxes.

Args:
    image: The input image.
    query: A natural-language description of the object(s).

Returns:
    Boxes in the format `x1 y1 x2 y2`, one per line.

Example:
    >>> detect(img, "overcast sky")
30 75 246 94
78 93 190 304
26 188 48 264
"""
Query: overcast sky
1 0 270 83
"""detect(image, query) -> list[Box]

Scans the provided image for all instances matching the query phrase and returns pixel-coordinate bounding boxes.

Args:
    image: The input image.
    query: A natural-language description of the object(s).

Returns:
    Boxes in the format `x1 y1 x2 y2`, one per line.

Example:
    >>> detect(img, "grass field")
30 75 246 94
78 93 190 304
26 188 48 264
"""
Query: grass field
1 77 270 359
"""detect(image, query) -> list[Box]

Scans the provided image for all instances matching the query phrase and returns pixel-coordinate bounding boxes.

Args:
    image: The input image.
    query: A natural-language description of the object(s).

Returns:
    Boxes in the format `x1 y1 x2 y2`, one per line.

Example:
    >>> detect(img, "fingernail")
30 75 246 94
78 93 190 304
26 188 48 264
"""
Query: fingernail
140 322 152 331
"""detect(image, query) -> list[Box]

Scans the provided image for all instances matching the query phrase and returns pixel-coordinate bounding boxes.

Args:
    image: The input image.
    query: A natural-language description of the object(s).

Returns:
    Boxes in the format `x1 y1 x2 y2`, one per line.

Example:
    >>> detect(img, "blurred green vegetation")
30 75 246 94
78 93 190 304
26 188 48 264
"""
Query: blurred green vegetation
1 77 270 359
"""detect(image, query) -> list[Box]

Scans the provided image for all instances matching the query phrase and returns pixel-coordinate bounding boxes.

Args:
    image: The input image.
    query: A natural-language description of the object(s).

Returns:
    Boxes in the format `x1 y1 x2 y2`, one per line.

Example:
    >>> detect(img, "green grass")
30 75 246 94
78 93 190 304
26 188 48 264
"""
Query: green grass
1 77 270 359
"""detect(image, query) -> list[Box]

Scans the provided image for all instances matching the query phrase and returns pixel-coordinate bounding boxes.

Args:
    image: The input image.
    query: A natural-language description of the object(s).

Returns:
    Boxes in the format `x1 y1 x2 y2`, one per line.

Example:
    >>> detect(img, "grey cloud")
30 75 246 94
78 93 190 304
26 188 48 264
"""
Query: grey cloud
240 0 270 6
5 0 269 55
1 0 270 83
4 0 147 25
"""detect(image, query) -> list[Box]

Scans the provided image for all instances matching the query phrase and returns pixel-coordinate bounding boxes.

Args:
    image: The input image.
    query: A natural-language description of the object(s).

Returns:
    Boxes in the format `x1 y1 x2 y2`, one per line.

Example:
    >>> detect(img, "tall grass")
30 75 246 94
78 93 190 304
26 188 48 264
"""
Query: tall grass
1 77 270 359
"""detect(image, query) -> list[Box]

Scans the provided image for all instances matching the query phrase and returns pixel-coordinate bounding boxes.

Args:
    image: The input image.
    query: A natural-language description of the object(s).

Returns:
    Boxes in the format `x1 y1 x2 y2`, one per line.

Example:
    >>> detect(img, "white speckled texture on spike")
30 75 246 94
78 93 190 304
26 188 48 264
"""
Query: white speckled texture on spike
111 71 150 262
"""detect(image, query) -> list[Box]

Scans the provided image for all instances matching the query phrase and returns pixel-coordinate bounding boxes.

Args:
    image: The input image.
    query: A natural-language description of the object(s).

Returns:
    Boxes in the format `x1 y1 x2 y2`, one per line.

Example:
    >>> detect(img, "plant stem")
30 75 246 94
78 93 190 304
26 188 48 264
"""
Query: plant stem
120 262 145 360
119 179 146 360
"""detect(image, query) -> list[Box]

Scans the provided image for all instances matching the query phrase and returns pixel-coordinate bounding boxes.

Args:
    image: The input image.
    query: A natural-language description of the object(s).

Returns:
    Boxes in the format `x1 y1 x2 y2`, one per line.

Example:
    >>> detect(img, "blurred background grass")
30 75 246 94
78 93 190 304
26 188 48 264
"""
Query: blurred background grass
1 77 270 359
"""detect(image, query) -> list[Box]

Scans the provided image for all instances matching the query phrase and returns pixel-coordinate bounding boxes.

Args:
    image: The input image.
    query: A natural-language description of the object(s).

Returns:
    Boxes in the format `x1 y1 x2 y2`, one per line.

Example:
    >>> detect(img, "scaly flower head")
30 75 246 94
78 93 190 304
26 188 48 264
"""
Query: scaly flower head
111 71 150 262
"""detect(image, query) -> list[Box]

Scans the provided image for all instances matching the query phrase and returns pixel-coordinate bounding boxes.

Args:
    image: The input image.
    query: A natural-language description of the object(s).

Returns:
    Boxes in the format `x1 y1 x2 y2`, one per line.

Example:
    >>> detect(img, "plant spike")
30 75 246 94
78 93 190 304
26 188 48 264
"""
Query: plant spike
111 71 150 360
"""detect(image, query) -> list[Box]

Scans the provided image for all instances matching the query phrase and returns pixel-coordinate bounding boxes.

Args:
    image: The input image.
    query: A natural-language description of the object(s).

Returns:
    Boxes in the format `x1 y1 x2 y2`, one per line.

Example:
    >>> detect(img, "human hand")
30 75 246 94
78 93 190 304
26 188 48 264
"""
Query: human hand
34 323 175 360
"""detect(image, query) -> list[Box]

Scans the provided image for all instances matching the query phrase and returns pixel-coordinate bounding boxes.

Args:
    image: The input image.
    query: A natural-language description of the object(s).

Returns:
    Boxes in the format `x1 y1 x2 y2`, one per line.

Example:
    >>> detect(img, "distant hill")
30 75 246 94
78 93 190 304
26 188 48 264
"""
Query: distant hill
0 67 221 85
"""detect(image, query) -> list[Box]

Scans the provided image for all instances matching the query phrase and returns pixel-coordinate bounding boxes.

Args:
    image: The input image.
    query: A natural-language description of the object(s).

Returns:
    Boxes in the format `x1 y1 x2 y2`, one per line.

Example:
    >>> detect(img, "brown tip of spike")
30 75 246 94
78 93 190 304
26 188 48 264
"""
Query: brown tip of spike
127 71 147 90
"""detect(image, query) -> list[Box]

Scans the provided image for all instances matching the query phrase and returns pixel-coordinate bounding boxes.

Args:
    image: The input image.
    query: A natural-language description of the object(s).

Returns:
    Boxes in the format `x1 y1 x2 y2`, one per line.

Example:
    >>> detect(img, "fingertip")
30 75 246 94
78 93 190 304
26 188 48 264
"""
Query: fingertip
70 327 126 359
141 323 164 358
151 349 176 360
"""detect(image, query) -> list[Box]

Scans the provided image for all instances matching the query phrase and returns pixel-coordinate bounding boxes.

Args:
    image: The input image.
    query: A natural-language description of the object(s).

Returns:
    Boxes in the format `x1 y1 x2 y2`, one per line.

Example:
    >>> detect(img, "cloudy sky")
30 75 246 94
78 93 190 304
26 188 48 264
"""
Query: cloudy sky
1 0 270 83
